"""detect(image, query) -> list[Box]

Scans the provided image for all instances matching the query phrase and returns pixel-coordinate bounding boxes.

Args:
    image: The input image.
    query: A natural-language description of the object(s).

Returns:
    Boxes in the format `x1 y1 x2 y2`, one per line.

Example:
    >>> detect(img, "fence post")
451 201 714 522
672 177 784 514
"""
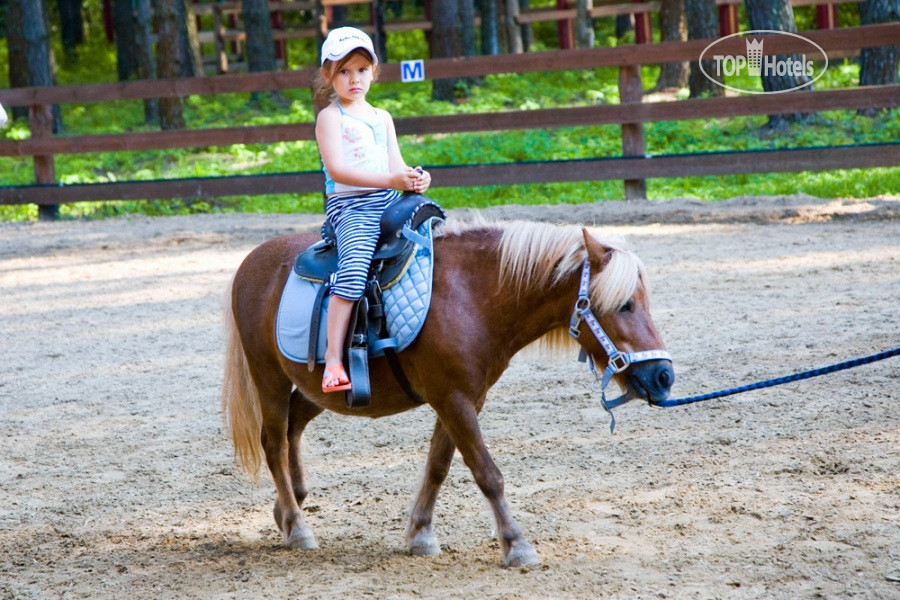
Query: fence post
30 103 59 220
213 6 229 74
102 0 115 43
633 0 652 44
558 0 574 50
719 3 739 37
272 6 285 64
816 4 837 29
618 65 646 200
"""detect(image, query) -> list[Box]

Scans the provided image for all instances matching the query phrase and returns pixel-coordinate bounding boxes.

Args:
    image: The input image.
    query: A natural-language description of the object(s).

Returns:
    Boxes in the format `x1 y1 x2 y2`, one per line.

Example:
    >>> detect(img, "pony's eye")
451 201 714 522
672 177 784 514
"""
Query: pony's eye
620 300 635 313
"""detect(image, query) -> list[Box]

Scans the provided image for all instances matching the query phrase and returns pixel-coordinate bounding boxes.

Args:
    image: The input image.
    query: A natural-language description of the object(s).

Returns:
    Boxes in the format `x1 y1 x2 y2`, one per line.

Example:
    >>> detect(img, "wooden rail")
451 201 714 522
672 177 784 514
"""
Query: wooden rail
192 1 317 16
0 23 898 206
516 2 661 24
2 144 897 205
2 86 896 158
2 23 895 108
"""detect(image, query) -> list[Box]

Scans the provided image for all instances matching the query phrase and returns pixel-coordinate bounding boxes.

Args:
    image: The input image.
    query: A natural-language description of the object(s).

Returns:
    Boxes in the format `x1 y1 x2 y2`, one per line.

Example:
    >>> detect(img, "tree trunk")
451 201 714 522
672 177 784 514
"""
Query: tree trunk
6 0 30 121
329 5 348 27
135 0 160 124
504 0 523 54
616 14 633 40
431 0 460 101
372 0 388 62
575 0 594 49
654 0 689 90
113 0 138 80
18 0 57 90
519 0 533 51
242 0 281 104
459 0 480 87
153 0 186 130
745 0 811 127
685 0 722 97
858 0 899 115
480 0 500 55
179 0 203 77
57 0 85 61
460 0 477 58
11 0 61 219
242 0 277 72
17 0 61 132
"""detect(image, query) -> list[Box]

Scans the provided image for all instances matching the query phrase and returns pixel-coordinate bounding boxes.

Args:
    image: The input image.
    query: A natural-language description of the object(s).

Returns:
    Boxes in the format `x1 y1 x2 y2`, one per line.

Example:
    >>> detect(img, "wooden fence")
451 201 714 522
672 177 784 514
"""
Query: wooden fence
0 22 898 207
189 0 867 71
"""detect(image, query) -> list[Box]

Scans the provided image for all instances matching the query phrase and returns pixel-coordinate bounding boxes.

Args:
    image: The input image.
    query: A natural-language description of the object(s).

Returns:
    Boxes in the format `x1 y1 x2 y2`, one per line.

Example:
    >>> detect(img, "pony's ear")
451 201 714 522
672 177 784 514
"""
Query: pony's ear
582 228 612 269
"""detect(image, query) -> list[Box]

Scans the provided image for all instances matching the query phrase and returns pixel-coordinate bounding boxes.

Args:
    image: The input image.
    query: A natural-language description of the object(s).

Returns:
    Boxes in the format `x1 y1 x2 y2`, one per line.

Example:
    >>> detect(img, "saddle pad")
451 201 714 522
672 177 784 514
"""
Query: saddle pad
275 217 440 364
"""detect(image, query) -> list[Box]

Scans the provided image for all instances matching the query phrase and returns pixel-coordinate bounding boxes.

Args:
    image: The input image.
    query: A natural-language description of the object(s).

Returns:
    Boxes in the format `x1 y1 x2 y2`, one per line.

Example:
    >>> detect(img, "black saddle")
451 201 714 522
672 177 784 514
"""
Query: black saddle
294 193 445 287
295 193 445 409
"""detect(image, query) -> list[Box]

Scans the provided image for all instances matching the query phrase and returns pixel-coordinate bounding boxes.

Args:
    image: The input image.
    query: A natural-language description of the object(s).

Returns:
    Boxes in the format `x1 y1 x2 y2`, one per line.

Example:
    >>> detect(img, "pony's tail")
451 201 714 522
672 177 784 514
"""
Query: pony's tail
221 278 263 479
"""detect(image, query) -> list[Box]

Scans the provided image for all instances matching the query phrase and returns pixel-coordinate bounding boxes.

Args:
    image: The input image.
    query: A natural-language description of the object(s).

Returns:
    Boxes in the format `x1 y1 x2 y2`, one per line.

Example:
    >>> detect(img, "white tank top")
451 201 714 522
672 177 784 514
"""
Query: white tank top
323 100 390 196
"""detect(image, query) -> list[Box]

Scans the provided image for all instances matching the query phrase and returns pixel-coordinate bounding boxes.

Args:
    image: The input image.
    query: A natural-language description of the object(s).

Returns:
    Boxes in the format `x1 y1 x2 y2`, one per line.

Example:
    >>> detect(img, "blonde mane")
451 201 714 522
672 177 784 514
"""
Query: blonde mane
436 219 647 355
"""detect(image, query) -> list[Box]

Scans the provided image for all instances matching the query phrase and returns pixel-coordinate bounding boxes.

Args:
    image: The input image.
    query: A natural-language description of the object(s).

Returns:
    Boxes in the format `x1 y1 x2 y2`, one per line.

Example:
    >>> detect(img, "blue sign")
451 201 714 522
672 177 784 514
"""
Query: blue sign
401 60 425 83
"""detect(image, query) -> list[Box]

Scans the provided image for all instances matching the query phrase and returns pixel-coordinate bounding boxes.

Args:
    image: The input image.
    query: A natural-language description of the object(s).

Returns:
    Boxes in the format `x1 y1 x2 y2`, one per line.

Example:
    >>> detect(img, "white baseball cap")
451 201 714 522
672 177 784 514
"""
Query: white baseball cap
320 27 377 66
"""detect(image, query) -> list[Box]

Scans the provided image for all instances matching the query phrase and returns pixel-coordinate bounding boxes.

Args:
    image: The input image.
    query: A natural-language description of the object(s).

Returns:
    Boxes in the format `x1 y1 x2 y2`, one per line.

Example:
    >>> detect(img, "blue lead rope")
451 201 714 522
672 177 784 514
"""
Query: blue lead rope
656 346 900 408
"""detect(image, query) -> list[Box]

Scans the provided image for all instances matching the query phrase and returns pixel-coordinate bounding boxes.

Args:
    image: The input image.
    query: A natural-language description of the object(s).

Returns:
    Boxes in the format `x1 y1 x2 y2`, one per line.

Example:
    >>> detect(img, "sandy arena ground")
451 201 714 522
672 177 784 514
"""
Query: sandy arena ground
0 195 897 599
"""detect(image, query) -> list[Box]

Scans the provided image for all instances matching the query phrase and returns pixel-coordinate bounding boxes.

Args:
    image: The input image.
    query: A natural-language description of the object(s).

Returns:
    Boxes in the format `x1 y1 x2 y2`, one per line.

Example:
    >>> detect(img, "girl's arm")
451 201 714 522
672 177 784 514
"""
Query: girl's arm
382 109 431 195
382 109 408 174
316 106 419 191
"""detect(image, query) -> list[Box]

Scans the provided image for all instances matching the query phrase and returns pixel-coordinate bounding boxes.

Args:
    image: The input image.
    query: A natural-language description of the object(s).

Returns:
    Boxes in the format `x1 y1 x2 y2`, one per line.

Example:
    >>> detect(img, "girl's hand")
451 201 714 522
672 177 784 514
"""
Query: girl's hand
412 167 431 194
393 167 422 192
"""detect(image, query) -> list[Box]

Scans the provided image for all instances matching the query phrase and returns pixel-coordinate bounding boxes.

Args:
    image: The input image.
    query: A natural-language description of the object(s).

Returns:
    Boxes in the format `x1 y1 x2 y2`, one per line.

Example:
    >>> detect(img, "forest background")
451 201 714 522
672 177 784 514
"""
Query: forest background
0 0 897 221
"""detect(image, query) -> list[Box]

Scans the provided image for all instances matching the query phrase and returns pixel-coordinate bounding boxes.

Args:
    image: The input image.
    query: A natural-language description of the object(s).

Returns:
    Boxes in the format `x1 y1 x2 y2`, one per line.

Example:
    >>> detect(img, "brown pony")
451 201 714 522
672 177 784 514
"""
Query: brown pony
222 219 674 567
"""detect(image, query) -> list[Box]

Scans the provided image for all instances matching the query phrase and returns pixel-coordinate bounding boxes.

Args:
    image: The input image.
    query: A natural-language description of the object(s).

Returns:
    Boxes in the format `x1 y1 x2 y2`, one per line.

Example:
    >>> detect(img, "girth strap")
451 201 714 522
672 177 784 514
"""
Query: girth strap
367 279 425 405
384 346 425 405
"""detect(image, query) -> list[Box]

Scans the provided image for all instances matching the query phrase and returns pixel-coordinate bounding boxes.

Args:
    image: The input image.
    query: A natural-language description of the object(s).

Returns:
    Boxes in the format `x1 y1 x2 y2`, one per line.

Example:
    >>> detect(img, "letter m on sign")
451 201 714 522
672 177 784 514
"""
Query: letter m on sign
401 60 425 82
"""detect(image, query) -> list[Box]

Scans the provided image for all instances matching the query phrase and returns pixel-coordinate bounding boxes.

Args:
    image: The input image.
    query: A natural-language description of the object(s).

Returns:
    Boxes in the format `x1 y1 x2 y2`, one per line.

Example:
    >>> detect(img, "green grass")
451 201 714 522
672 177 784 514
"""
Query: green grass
0 14 897 221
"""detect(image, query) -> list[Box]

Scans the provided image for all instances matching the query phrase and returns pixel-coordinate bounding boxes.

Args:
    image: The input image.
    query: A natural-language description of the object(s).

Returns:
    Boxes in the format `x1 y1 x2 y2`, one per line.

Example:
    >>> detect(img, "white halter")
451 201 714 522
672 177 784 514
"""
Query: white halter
568 260 672 432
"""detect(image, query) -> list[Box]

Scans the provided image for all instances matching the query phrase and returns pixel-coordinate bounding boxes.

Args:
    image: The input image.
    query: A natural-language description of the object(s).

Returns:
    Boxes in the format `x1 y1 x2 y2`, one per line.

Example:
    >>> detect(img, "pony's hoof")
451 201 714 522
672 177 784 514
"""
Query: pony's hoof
285 525 319 551
409 539 442 556
504 543 539 568
407 530 442 556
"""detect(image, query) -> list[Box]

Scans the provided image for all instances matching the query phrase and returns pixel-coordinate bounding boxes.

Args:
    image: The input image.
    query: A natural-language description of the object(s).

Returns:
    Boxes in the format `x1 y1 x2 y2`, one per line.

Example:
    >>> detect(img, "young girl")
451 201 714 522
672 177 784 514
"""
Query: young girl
315 27 431 393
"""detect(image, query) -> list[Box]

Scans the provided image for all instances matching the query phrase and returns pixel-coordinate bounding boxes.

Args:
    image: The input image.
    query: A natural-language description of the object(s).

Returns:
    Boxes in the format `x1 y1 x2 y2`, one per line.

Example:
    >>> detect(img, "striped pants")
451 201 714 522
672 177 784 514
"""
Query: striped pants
325 189 400 300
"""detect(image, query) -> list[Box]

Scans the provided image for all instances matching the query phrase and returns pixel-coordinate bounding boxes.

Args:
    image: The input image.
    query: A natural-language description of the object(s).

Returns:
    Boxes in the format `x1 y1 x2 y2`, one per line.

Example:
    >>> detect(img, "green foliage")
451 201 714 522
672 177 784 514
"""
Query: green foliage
0 11 897 221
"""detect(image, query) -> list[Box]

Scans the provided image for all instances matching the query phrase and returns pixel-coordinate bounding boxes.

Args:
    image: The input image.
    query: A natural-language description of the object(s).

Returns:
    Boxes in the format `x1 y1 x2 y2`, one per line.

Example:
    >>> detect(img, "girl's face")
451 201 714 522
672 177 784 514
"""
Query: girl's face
328 54 376 103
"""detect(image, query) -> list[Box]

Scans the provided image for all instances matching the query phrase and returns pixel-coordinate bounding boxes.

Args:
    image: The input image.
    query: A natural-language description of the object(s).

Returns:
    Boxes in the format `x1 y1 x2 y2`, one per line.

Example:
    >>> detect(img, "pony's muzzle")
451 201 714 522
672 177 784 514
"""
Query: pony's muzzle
628 359 675 405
